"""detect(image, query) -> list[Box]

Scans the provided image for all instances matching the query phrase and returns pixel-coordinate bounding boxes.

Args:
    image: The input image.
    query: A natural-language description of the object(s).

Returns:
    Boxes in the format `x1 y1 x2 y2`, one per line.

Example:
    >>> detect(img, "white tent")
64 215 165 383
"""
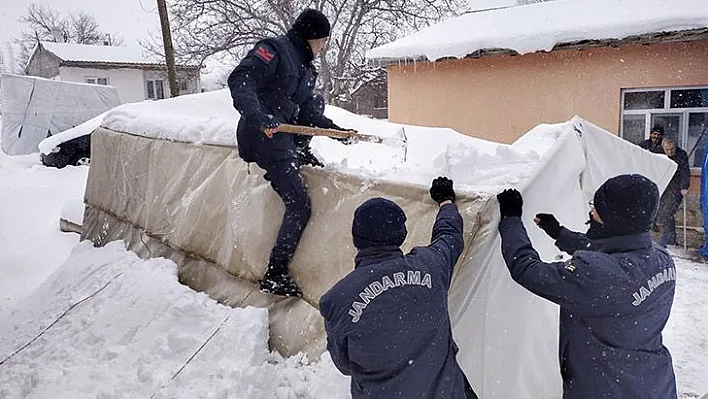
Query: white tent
79 90 676 398
0 74 120 155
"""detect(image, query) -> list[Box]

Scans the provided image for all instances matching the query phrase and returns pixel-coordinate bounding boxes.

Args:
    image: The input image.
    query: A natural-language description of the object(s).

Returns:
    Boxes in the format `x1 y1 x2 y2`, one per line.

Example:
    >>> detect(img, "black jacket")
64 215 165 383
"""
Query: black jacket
666 147 691 194
639 138 664 154
227 31 337 166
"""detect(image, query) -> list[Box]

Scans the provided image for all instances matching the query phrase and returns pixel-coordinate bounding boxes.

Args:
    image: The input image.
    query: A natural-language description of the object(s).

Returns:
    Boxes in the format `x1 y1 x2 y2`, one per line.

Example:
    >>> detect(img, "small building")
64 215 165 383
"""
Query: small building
341 74 389 119
367 0 708 172
25 41 201 103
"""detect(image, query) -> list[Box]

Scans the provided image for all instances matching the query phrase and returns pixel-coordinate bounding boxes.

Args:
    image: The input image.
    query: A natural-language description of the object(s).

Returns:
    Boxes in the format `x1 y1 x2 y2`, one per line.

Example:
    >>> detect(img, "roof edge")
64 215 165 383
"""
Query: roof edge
370 27 708 66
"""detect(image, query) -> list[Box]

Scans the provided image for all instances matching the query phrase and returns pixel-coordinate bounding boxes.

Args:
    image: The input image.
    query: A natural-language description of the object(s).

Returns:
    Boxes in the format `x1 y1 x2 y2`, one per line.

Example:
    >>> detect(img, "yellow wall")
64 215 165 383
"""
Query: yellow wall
387 39 708 145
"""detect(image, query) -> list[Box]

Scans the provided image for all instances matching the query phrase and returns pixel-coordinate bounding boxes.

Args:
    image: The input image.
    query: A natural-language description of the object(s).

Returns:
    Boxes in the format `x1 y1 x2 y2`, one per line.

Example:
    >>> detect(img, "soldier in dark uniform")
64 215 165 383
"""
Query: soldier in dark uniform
497 174 677 398
320 177 477 399
228 9 352 297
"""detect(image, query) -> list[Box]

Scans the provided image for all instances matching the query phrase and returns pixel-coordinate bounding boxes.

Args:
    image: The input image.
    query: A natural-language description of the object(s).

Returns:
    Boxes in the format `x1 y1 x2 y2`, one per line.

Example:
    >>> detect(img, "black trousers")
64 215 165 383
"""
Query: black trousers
265 159 312 271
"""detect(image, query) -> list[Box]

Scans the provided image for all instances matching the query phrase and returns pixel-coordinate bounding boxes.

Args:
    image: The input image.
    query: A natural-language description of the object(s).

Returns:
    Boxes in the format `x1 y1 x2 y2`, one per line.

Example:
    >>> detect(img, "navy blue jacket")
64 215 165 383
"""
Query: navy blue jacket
320 204 475 398
227 31 337 166
499 217 677 398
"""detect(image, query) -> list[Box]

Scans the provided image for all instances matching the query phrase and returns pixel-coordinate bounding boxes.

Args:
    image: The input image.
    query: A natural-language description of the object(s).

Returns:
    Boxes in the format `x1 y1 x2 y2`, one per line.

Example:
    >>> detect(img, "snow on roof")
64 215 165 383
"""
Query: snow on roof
39 41 162 65
366 0 708 62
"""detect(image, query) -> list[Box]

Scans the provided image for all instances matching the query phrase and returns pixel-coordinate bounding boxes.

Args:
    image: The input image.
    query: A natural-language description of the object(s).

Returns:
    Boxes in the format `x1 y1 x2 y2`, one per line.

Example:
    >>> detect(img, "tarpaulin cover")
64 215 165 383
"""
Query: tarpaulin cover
81 117 676 398
0 73 120 155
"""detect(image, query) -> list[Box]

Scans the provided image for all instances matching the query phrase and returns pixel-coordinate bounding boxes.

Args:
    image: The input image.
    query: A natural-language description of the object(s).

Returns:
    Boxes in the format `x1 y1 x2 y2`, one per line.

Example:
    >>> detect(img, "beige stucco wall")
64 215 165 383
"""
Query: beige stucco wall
388 39 708 144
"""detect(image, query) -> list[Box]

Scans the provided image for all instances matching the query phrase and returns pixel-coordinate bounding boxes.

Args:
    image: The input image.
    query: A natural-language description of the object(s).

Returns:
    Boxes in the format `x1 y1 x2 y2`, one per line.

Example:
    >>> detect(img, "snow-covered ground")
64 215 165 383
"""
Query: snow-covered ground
0 130 706 398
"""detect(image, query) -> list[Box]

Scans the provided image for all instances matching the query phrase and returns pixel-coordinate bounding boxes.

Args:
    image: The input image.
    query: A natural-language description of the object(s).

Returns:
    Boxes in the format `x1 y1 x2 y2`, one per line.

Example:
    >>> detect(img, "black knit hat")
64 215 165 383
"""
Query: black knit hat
593 174 659 236
651 126 665 136
352 198 407 249
292 9 331 40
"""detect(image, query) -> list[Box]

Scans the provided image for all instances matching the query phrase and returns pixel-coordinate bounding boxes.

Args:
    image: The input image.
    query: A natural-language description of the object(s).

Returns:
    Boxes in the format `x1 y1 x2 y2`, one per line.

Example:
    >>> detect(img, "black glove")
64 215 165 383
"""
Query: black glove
331 123 357 145
430 176 455 204
296 147 325 168
535 213 562 239
497 189 523 218
249 113 279 132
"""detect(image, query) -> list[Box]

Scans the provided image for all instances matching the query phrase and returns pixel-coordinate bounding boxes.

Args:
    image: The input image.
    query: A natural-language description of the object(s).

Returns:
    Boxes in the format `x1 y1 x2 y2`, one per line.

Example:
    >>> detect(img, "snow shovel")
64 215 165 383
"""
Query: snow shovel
277 123 408 151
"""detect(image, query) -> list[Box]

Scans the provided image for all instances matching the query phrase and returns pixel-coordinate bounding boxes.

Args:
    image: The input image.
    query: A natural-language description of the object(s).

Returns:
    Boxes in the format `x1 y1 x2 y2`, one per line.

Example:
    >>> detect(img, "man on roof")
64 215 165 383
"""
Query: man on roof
227 9 354 297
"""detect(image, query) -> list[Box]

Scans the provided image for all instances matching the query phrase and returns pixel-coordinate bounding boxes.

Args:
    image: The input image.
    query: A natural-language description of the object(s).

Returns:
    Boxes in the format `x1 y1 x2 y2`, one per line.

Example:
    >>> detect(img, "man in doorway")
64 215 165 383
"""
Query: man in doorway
639 125 666 153
658 137 690 247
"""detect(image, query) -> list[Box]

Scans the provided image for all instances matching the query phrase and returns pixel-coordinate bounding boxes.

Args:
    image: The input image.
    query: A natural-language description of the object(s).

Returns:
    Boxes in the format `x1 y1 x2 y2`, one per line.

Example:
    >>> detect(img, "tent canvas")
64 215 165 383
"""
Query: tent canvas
80 90 676 398
0 74 120 155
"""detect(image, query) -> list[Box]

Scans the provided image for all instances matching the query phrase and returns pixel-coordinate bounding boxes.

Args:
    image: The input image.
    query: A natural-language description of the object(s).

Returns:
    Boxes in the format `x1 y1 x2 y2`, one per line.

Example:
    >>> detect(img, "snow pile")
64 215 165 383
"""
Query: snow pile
101 89 553 193
366 0 708 61
0 241 350 398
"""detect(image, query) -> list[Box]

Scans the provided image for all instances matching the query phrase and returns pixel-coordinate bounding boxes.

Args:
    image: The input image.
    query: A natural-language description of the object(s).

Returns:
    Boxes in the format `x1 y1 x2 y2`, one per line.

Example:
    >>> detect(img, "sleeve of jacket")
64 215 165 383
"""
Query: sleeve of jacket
319 297 352 375
498 216 613 315
426 203 464 286
554 227 593 255
678 149 691 190
227 41 278 125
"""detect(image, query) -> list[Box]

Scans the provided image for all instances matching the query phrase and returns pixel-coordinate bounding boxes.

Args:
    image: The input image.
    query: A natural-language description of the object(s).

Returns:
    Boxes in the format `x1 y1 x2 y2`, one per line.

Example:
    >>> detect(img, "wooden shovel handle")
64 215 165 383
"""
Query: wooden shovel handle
278 123 381 143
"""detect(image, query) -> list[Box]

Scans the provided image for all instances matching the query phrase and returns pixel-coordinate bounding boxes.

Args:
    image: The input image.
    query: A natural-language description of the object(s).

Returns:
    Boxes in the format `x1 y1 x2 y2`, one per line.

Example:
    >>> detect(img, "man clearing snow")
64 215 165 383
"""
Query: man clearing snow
320 177 477 398
227 9 354 297
497 174 677 398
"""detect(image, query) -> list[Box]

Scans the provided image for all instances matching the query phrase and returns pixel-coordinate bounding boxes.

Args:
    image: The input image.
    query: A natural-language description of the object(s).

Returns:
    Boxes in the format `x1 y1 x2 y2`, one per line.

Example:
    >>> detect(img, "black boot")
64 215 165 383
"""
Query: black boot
259 265 302 297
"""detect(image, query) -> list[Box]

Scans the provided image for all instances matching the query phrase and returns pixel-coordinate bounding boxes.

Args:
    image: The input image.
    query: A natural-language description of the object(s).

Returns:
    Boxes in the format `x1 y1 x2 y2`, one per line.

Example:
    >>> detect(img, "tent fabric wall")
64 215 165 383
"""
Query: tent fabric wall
0 74 120 155
81 118 676 398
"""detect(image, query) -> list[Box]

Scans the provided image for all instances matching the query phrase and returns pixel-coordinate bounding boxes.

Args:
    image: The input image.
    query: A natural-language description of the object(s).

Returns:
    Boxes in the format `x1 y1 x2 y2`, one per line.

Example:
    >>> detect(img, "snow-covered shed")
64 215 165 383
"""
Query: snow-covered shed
367 0 708 172
78 89 676 398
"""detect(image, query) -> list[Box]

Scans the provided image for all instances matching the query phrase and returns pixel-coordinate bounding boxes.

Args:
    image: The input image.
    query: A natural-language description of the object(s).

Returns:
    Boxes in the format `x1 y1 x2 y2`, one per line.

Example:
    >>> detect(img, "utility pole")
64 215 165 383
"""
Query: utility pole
156 0 179 97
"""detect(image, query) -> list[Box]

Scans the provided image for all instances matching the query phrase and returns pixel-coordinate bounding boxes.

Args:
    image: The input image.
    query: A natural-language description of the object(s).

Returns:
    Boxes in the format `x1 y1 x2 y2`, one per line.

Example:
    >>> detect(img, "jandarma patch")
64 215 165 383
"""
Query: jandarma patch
564 260 576 273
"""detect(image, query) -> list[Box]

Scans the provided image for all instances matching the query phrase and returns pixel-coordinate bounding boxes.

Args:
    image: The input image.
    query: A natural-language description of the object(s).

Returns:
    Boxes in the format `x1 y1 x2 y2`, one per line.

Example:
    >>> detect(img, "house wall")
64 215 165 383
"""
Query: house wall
25 47 62 79
60 66 145 103
388 39 708 145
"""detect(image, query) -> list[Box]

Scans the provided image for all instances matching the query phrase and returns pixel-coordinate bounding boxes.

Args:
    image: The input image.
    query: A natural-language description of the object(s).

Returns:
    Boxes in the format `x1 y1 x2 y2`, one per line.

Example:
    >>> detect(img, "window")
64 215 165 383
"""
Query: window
146 79 165 99
179 80 188 92
85 77 108 85
620 87 708 168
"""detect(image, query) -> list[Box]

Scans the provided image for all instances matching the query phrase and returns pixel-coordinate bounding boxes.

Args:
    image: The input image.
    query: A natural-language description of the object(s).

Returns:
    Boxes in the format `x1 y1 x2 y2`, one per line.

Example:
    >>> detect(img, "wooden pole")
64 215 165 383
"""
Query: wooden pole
156 0 179 97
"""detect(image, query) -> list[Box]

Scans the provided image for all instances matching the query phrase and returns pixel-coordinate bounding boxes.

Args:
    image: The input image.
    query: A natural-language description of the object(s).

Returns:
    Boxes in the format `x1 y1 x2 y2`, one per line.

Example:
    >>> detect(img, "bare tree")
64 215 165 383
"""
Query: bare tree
142 0 468 105
14 4 122 73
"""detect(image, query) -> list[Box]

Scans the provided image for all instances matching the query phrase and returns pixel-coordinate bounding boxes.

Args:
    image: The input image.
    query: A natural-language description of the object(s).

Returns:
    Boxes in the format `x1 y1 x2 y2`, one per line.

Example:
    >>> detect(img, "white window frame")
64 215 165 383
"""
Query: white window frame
620 86 708 171
146 79 165 100
85 76 109 85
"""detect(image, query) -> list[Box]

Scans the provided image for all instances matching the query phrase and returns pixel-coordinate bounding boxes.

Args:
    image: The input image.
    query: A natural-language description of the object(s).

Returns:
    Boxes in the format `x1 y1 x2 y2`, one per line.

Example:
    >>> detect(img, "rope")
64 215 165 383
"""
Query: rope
0 271 124 368
149 314 231 398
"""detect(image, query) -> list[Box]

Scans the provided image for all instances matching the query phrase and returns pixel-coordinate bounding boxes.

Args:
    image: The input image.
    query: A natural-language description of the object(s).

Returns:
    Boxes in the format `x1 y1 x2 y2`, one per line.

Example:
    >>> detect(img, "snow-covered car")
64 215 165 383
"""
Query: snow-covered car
38 112 106 168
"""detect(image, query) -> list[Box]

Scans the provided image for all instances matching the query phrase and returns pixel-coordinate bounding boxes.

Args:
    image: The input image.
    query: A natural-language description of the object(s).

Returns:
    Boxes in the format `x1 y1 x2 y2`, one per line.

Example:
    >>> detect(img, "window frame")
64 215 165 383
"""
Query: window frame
85 76 109 85
620 86 708 171
146 79 165 100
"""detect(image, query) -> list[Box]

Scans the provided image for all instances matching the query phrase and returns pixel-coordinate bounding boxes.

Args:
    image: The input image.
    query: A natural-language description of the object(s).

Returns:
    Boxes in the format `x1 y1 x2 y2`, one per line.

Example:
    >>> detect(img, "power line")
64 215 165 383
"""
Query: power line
138 0 157 13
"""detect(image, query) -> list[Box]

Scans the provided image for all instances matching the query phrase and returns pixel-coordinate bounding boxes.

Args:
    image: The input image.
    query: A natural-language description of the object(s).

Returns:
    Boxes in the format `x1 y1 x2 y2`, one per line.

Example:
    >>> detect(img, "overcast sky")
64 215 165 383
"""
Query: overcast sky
0 0 161 48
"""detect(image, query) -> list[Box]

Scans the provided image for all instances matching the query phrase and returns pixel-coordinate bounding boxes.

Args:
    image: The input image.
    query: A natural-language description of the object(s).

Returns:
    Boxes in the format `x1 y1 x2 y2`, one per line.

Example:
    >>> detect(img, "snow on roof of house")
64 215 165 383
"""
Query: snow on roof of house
366 0 708 62
39 41 164 65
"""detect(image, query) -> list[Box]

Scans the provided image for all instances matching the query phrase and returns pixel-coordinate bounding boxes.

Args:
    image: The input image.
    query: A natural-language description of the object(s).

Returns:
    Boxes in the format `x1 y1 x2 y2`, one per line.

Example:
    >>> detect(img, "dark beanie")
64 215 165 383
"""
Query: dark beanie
651 126 665 136
352 198 408 249
292 9 331 40
593 174 659 236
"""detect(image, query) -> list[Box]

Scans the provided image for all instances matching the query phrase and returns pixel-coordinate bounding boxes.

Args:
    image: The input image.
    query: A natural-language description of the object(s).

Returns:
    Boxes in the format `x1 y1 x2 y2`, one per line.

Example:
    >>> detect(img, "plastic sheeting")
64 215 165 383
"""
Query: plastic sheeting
81 117 676 398
0 74 120 155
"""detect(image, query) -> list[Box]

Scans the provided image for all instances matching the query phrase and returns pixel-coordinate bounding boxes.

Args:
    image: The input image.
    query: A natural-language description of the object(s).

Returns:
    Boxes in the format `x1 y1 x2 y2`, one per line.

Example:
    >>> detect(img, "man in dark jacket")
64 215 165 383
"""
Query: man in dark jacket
320 177 477 399
658 137 691 247
640 125 666 153
497 174 677 398
227 9 352 297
